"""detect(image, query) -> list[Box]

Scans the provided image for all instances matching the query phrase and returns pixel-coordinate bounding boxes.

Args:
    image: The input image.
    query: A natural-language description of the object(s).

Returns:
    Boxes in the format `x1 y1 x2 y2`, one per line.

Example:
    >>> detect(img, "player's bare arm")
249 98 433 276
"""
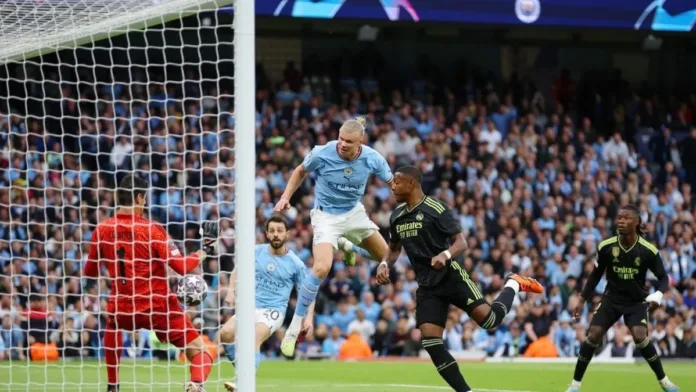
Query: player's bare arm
274 164 308 212
302 301 316 338
576 260 606 321
225 268 237 308
431 232 467 270
376 240 401 285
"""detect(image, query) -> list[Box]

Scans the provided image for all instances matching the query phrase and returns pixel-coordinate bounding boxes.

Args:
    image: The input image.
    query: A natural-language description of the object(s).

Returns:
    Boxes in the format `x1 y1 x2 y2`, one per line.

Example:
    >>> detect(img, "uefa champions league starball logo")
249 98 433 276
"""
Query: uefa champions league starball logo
515 0 541 24
634 0 696 32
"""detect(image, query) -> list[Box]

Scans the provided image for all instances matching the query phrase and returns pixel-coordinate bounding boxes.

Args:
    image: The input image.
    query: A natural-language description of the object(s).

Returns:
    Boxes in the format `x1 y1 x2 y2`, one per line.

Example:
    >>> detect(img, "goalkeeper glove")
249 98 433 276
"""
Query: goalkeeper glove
199 221 219 255
645 291 663 306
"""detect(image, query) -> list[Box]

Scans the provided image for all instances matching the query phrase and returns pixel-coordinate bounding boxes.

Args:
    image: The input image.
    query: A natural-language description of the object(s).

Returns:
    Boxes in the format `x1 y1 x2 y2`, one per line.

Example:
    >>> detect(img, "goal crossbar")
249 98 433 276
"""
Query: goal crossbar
0 0 235 63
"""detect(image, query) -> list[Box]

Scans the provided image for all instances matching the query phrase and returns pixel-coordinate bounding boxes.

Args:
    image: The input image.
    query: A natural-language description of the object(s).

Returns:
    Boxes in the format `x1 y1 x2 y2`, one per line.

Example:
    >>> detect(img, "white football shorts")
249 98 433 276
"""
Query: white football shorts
255 308 284 334
310 202 379 249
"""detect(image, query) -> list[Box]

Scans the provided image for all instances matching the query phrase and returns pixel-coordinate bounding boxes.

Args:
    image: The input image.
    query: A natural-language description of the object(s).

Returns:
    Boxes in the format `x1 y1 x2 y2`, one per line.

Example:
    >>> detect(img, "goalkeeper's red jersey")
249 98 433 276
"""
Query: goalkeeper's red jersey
84 213 200 314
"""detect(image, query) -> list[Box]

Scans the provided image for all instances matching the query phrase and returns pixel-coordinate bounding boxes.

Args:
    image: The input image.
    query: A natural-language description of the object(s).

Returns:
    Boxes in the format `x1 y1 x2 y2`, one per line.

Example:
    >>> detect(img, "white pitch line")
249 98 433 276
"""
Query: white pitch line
380 385 537 392
256 383 537 392
3 383 538 392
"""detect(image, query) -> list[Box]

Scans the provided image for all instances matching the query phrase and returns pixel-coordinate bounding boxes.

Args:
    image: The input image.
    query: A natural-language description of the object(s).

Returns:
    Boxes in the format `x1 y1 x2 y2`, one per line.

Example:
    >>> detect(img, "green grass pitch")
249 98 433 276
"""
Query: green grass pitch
1 360 695 391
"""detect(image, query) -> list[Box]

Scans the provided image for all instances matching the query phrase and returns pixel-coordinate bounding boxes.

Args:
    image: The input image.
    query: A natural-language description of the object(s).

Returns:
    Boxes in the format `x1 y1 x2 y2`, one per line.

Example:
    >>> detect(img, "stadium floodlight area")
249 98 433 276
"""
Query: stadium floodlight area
0 0 256 390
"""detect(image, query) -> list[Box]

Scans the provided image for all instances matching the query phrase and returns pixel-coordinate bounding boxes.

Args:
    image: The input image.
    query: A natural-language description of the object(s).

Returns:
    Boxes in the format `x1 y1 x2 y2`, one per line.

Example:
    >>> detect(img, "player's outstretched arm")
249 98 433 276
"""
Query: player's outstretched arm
155 221 218 275
166 249 205 276
274 164 308 212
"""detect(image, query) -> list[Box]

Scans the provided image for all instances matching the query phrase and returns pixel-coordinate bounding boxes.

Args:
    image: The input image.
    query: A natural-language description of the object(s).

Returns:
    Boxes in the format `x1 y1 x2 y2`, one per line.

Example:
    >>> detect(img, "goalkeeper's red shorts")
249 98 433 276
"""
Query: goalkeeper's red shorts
107 296 199 348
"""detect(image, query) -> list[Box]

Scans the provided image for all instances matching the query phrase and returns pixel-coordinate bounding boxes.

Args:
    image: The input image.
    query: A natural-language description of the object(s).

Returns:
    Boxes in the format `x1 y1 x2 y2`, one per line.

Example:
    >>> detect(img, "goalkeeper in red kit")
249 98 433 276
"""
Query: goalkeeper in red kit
83 174 218 392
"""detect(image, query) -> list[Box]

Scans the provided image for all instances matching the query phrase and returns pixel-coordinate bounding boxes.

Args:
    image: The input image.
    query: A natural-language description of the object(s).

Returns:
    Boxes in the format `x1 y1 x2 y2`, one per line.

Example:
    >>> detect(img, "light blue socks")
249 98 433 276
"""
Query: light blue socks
295 271 322 317
225 343 236 364
352 244 375 260
225 343 260 370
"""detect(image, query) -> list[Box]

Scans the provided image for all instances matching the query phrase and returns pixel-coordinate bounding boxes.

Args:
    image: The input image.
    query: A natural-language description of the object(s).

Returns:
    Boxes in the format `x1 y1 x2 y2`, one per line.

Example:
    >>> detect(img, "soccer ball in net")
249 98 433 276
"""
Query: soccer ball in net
177 275 209 306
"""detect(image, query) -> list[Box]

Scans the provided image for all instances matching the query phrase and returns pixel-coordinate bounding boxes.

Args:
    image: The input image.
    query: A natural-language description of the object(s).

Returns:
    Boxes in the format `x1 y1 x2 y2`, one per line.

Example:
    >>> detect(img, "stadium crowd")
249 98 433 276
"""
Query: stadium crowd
1 56 696 363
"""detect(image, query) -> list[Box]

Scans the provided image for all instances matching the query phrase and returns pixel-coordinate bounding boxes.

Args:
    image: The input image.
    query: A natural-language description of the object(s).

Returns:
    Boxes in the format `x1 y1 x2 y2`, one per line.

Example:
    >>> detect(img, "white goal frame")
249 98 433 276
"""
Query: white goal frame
0 0 257 390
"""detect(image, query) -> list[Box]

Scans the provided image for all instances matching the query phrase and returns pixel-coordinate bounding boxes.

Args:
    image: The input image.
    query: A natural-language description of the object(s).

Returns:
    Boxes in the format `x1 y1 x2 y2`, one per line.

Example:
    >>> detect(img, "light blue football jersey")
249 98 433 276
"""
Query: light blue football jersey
303 141 392 214
255 244 307 313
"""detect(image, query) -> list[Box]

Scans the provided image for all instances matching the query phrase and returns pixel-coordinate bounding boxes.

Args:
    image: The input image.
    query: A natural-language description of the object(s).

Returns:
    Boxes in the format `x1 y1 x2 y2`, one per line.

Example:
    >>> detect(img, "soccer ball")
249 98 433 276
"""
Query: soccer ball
177 275 208 306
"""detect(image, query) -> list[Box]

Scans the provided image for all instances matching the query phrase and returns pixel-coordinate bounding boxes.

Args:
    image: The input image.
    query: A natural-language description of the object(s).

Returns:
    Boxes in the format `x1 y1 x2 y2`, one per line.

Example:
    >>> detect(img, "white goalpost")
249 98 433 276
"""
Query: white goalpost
232 1 256 391
0 0 256 391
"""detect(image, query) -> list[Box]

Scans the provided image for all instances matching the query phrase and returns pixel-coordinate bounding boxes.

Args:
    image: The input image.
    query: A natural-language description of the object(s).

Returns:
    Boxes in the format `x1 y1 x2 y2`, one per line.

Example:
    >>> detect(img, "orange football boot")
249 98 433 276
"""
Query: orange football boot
506 274 544 294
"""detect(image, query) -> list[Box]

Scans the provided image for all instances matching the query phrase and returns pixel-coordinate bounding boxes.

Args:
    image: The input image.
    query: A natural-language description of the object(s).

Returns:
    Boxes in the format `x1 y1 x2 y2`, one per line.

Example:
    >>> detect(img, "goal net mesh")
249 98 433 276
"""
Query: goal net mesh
0 1 236 390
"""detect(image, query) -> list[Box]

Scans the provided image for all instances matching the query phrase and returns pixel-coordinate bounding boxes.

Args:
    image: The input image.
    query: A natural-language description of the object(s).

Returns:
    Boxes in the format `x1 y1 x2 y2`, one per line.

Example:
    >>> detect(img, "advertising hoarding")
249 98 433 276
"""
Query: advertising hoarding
256 0 696 32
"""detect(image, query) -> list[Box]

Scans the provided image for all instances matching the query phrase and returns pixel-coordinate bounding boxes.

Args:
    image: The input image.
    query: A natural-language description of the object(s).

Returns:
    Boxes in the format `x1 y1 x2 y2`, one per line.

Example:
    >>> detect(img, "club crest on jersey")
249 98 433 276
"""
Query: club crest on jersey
169 240 181 256
344 167 353 176
612 247 620 258
267 263 276 272
634 257 641 267
416 212 424 221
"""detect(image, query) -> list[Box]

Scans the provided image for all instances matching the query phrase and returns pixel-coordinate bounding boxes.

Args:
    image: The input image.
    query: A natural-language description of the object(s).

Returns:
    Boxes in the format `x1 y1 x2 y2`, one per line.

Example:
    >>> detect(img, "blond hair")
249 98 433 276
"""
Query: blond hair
340 116 367 136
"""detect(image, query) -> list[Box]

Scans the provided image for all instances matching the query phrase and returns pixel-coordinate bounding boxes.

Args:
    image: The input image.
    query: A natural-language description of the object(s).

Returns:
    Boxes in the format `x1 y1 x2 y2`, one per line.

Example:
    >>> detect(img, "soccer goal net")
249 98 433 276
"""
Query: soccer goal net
0 0 257 390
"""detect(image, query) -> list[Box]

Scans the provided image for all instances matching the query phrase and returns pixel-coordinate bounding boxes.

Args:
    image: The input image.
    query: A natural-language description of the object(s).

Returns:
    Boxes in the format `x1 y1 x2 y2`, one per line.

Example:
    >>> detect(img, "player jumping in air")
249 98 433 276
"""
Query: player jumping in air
218 215 315 391
565 205 679 392
83 175 218 392
273 117 393 356
355 166 543 392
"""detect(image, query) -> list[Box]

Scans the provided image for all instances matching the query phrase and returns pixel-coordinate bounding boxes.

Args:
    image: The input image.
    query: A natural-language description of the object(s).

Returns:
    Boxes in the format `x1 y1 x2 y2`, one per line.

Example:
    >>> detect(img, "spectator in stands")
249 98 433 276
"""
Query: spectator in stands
402 328 421 357
50 317 80 357
297 334 322 357
346 309 375 345
684 326 696 358
327 269 352 303
657 322 684 358
443 318 463 352
371 320 391 356
554 312 576 357
384 317 411 356
321 325 345 358
0 329 7 360
0 314 24 360
338 324 372 360
109 135 134 173
358 292 380 326
523 302 558 358
607 325 629 357
684 285 696 308
497 322 524 357
124 330 149 359
331 300 355 334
